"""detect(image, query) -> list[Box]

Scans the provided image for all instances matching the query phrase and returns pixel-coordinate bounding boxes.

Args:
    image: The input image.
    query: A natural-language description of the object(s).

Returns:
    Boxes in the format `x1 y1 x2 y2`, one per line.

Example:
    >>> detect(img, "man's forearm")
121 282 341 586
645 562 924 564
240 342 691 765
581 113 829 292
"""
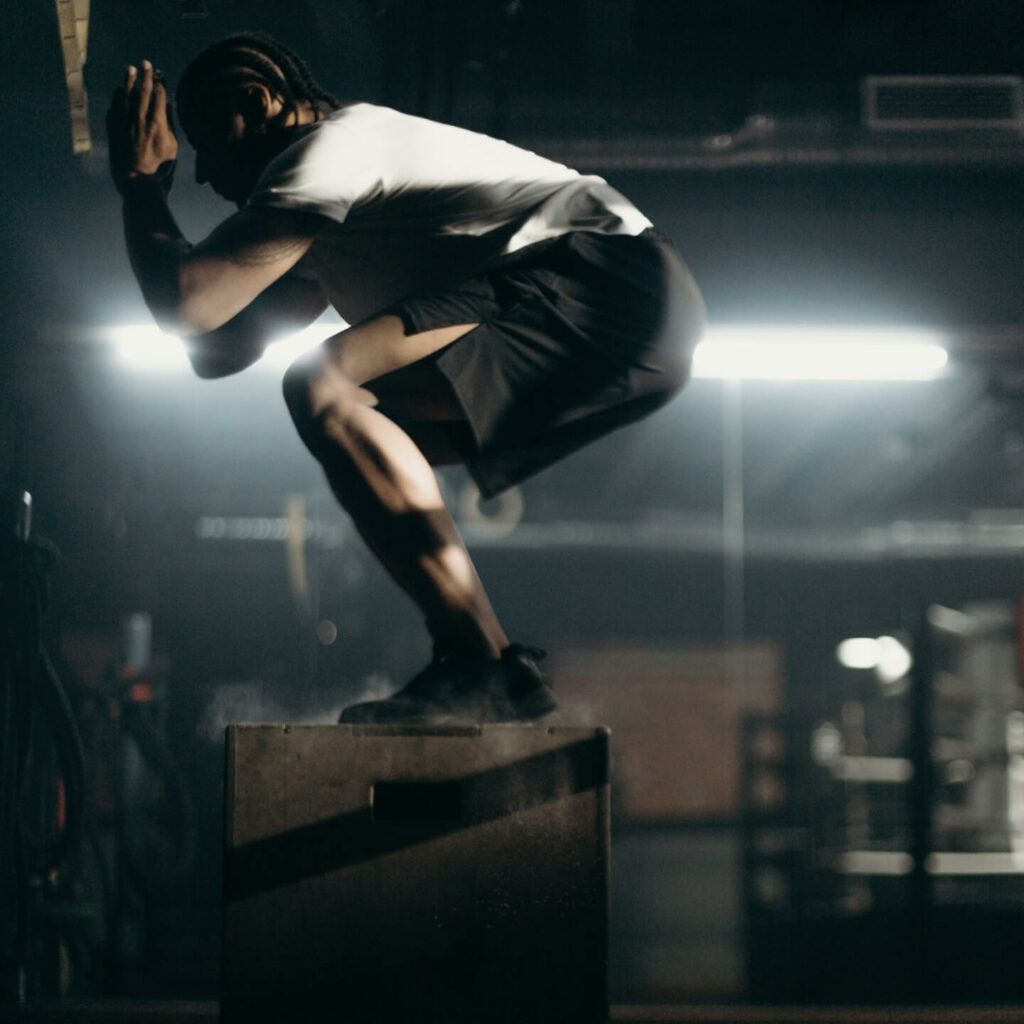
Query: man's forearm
183 272 329 378
122 179 192 329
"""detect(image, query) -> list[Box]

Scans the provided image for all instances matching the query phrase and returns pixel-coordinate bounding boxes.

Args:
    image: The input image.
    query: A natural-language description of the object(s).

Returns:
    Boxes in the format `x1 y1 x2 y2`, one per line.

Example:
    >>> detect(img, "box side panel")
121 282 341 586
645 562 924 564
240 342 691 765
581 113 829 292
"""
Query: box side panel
224 725 609 1024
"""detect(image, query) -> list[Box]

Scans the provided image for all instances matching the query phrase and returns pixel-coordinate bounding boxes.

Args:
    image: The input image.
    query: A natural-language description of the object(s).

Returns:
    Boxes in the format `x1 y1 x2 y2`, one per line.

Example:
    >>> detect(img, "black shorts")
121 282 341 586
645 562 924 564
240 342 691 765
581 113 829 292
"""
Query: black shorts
386 227 705 499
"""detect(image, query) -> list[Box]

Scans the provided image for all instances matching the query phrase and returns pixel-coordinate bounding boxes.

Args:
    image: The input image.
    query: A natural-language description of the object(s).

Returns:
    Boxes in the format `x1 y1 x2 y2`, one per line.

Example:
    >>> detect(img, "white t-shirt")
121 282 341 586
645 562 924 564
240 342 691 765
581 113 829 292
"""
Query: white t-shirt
246 102 652 324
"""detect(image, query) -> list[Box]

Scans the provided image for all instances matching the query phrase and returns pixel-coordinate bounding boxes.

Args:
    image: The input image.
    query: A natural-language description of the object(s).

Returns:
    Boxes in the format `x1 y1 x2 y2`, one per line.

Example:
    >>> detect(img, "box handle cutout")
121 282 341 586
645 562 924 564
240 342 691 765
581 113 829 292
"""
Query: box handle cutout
371 781 463 822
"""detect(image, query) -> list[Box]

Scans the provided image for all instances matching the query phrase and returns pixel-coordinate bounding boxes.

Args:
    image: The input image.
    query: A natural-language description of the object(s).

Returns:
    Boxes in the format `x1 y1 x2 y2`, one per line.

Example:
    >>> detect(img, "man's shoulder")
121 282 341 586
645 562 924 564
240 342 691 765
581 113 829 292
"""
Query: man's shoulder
313 102 412 135
247 104 401 220
270 103 412 168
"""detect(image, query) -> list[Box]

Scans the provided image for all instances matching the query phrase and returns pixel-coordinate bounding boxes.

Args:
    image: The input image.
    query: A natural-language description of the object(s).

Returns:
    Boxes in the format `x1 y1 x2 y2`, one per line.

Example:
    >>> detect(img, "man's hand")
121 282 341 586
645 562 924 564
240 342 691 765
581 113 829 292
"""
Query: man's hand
107 60 179 195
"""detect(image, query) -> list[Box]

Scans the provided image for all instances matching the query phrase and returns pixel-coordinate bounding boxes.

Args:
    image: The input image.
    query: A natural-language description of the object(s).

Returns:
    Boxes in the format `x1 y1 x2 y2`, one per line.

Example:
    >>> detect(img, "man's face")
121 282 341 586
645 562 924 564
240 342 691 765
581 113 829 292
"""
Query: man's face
180 91 282 205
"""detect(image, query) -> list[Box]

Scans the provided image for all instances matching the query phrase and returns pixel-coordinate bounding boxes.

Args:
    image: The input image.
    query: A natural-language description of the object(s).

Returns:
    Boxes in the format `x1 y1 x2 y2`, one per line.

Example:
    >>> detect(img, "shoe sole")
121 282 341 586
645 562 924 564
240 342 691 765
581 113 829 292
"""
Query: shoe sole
339 686 558 726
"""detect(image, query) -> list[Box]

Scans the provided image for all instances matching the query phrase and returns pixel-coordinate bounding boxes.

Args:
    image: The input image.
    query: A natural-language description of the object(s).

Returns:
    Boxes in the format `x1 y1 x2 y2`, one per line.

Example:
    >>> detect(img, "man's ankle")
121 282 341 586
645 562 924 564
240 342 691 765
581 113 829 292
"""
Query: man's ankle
429 626 504 663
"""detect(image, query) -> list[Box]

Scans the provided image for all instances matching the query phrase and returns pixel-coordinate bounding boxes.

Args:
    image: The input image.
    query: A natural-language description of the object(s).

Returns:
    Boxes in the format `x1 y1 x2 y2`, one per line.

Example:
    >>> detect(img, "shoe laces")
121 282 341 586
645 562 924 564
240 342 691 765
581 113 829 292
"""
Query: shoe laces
405 643 547 698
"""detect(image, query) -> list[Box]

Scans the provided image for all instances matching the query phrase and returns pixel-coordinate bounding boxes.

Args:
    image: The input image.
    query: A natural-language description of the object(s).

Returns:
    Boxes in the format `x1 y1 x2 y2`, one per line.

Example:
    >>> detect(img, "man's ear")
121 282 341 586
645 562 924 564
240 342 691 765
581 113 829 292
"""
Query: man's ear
238 82 281 129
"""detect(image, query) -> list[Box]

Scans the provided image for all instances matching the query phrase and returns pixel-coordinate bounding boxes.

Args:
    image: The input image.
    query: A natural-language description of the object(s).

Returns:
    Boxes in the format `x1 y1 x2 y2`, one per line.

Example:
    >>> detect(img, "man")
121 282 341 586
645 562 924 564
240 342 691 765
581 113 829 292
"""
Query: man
107 33 705 725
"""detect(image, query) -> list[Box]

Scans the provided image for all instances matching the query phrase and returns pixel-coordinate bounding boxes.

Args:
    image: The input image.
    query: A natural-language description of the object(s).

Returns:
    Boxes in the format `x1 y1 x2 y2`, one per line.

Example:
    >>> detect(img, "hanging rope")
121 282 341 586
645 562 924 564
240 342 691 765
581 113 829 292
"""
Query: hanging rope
0 493 87 974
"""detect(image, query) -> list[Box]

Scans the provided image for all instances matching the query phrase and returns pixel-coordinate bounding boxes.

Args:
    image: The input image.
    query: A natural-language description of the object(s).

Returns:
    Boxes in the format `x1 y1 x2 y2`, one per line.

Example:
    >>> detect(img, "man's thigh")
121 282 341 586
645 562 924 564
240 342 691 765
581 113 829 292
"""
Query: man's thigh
366 354 467 422
324 313 478 389
357 328 479 467
369 359 477 468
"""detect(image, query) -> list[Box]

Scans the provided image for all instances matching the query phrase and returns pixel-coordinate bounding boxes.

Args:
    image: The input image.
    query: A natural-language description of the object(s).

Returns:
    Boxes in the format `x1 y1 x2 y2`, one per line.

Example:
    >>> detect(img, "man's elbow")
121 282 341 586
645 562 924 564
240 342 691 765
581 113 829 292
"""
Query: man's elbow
187 350 252 379
187 352 232 379
184 334 266 379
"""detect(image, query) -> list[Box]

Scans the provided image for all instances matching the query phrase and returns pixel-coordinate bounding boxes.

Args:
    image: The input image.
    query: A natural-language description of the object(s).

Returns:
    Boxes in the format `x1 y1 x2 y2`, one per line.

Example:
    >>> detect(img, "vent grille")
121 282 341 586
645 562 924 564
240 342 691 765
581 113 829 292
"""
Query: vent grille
862 75 1024 130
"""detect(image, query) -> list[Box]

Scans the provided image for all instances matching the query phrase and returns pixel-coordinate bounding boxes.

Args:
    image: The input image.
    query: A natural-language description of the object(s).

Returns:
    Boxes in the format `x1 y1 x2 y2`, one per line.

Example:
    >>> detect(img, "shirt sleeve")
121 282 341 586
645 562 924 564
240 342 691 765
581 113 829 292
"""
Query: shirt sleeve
245 116 373 226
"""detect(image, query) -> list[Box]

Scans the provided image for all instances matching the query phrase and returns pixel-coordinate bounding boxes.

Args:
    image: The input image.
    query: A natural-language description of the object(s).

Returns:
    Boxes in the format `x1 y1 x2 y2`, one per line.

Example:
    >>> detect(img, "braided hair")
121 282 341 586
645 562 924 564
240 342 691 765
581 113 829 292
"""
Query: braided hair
177 32 341 126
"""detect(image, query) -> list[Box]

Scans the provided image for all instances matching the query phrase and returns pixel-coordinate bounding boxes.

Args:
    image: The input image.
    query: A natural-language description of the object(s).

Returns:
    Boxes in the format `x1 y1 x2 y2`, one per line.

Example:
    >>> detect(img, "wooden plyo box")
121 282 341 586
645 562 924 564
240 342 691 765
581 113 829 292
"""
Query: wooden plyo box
222 724 610 1024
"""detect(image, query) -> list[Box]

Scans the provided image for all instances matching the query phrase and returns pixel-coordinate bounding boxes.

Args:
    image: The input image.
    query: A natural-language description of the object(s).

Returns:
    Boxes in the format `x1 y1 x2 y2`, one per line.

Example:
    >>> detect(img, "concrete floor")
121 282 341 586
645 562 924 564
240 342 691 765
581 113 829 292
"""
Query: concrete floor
8 1002 1024 1023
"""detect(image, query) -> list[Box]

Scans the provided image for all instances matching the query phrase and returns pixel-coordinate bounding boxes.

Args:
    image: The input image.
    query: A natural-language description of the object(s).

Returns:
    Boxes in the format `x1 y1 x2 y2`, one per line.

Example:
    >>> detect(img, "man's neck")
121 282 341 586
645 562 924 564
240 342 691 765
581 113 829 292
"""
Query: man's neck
284 101 321 129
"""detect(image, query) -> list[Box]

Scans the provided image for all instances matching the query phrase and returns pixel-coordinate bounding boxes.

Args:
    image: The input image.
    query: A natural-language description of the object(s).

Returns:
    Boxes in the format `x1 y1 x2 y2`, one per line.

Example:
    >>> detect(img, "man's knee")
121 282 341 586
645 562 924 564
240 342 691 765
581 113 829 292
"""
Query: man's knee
282 355 318 429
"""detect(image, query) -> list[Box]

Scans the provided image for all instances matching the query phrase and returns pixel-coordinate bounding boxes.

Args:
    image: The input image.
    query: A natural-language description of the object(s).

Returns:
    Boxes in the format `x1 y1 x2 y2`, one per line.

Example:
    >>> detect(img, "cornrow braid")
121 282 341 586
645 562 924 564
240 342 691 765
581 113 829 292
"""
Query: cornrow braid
177 32 341 123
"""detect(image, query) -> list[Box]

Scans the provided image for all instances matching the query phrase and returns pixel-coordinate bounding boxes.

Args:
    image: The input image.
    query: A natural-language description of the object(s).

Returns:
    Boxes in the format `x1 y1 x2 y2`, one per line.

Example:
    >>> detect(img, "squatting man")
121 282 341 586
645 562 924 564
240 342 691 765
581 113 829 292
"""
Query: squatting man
107 33 705 724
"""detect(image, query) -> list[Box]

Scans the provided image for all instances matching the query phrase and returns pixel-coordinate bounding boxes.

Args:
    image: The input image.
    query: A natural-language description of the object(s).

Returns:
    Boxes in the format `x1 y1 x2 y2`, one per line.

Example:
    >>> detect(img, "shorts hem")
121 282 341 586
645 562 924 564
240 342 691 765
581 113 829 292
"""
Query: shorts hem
386 302 427 337
463 457 507 501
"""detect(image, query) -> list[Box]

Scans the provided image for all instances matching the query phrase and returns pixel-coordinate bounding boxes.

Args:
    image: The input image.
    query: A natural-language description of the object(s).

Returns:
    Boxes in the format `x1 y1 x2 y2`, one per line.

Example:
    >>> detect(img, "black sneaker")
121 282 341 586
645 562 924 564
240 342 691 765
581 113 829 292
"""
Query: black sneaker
338 643 558 725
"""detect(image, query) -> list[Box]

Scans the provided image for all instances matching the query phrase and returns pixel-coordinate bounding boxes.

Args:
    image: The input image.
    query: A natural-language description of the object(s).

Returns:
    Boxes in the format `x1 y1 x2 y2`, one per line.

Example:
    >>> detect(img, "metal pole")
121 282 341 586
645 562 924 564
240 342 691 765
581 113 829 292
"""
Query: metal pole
907 604 935 997
723 379 746 678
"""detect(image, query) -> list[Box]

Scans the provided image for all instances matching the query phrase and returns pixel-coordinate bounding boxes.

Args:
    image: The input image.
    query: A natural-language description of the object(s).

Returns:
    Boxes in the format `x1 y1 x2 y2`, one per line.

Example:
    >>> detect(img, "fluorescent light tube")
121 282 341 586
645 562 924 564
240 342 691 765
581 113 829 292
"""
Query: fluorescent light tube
693 326 948 381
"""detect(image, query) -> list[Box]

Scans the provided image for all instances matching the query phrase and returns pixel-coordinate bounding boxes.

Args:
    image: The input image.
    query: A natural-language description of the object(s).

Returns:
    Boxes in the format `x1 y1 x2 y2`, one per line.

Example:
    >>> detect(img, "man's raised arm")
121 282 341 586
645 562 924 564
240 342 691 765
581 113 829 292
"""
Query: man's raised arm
109 60 324 342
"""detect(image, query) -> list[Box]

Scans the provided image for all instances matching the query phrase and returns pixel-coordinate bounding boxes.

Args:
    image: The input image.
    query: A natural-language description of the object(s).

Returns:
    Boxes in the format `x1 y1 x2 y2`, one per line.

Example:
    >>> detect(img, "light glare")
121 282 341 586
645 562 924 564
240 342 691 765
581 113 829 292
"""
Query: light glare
109 322 949 381
109 323 341 372
693 326 948 381
837 637 881 669
876 635 913 683
837 635 912 680
110 325 191 371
